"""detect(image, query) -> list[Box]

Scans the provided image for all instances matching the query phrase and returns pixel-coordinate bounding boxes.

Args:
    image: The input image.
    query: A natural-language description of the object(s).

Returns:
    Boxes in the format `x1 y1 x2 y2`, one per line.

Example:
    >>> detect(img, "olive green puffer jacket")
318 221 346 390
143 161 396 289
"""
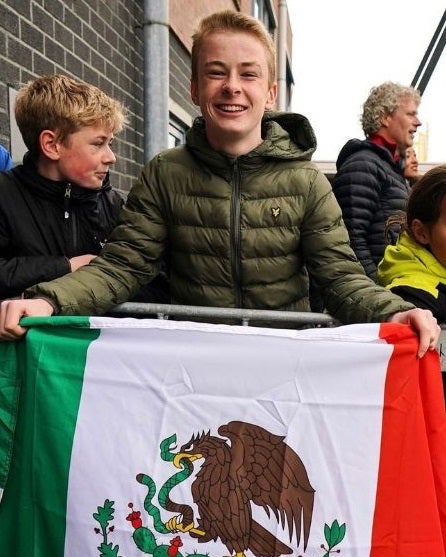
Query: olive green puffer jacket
28 111 413 323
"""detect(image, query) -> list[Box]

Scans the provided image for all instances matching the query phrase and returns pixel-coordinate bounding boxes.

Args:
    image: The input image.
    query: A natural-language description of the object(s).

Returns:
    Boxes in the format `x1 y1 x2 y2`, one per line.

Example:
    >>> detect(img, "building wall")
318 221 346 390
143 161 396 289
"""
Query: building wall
0 0 144 193
169 32 199 123
169 0 241 53
0 0 293 194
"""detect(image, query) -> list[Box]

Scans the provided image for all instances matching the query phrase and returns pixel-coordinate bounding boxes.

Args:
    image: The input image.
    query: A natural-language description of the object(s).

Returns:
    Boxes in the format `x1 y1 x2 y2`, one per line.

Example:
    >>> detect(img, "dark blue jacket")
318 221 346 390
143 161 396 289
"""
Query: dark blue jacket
331 139 409 280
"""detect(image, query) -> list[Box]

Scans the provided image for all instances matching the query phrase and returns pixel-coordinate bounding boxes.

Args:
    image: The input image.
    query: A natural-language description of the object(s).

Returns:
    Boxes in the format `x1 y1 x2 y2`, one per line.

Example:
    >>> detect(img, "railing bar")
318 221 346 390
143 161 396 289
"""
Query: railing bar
108 302 339 327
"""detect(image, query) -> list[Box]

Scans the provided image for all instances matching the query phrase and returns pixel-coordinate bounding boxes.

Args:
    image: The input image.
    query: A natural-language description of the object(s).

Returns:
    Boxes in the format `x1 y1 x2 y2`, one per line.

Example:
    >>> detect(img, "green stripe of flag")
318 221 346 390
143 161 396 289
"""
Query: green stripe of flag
0 342 21 497
20 315 95 328
0 318 99 557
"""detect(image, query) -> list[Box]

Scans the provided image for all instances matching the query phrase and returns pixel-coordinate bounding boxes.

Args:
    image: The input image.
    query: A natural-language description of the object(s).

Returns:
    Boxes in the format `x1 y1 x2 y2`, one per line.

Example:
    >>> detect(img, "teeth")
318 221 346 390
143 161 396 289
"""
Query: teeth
219 105 245 112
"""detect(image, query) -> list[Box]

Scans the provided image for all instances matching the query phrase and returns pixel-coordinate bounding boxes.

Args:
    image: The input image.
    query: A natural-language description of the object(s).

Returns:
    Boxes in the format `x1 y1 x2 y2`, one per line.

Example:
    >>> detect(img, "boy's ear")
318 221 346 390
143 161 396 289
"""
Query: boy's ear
39 130 60 160
190 79 199 106
265 82 277 110
411 219 430 245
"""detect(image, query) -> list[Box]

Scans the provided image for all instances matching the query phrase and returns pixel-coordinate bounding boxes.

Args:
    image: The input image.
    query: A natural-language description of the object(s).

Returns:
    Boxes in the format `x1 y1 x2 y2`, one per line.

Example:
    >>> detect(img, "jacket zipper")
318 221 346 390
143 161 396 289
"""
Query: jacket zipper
63 183 78 254
64 183 71 219
230 159 242 307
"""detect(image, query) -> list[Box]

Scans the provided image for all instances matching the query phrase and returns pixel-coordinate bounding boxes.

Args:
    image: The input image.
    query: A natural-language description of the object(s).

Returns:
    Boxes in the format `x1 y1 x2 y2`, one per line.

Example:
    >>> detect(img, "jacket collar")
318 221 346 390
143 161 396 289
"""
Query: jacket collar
11 153 107 204
368 133 399 161
186 111 318 171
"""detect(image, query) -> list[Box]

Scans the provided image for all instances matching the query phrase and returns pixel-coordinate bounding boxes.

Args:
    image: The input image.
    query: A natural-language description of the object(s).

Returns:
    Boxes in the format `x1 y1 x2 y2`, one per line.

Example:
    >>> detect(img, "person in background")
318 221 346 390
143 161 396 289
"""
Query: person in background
378 165 446 322
0 144 13 171
403 146 420 186
378 165 446 397
0 12 439 355
332 81 421 280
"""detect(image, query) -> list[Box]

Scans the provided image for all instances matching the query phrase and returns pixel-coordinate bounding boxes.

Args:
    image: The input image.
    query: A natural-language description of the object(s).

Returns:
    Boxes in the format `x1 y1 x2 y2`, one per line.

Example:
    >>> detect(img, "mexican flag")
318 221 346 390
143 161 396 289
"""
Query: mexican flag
0 317 445 557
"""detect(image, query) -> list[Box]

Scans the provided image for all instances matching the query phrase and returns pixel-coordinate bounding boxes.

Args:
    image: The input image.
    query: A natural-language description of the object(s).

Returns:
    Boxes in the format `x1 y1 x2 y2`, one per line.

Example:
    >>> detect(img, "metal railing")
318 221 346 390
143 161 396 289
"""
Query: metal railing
109 302 338 328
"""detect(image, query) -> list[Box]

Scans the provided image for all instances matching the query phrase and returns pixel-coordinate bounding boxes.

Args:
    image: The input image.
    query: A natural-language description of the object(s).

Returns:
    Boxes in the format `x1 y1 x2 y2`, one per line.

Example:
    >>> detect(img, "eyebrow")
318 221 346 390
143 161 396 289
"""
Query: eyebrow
91 134 114 142
204 61 263 72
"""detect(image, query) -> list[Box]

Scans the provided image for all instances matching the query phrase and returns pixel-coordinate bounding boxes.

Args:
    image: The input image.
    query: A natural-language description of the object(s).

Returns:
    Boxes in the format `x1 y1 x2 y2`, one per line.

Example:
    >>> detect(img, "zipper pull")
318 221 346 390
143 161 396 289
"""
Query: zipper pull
64 183 72 218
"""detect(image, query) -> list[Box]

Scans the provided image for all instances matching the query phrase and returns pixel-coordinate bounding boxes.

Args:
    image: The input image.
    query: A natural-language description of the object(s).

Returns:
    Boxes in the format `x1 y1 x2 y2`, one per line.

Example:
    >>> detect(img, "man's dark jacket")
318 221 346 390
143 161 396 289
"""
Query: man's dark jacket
331 139 409 280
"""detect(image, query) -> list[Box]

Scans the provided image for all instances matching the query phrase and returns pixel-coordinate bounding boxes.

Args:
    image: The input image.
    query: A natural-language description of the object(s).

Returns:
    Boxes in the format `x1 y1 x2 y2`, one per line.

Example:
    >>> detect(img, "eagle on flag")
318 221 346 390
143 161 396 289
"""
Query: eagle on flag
169 420 315 557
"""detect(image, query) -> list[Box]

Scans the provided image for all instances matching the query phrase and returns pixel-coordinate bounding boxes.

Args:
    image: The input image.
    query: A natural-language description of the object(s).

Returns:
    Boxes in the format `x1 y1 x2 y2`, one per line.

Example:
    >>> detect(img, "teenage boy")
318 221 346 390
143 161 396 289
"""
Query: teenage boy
0 12 439 355
0 74 125 299
0 74 169 303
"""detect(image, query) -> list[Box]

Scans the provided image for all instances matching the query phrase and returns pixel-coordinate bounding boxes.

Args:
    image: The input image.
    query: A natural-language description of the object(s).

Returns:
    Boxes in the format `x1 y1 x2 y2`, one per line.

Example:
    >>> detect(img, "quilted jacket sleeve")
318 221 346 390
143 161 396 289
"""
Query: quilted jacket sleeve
331 158 381 278
300 167 414 323
26 160 166 315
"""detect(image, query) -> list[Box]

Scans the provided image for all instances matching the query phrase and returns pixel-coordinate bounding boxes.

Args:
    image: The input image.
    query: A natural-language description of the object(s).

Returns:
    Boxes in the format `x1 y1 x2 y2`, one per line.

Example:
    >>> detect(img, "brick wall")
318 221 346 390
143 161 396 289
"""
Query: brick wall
169 32 199 120
169 0 240 53
0 1 293 193
0 0 144 193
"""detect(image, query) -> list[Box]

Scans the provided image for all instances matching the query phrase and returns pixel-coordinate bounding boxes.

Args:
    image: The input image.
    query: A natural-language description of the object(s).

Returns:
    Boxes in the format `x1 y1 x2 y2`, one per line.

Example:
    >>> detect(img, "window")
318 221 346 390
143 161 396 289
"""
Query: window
168 99 193 148
168 117 187 148
253 0 275 35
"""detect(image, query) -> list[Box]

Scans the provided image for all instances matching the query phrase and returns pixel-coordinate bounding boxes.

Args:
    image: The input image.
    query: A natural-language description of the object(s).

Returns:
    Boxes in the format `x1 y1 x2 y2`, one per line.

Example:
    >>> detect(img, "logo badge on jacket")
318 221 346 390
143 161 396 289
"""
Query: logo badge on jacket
271 207 280 219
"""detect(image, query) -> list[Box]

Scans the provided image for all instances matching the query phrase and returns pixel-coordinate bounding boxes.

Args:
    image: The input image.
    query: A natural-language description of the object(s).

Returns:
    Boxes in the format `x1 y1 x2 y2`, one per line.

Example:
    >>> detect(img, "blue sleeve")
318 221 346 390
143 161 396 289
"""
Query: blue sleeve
0 146 13 171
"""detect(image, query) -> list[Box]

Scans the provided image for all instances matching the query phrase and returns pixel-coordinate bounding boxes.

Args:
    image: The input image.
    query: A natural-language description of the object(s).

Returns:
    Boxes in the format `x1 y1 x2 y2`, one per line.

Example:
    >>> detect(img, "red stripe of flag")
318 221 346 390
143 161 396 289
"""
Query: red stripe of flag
371 323 446 557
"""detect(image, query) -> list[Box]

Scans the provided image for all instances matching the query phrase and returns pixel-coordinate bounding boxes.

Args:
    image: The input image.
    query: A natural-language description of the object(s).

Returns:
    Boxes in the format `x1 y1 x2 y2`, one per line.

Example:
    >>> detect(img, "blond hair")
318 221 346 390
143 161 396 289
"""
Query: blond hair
191 10 276 86
15 74 128 156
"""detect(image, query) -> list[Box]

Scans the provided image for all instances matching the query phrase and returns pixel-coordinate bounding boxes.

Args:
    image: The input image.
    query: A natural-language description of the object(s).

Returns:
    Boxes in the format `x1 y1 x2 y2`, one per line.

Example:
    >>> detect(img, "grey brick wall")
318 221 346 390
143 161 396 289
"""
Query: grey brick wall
169 32 199 120
0 0 146 193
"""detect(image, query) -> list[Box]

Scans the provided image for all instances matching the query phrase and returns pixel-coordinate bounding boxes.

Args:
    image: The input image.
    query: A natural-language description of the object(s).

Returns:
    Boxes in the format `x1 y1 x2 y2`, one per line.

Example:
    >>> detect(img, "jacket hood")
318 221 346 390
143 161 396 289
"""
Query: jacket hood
378 231 446 297
187 110 317 165
336 138 396 170
260 110 317 159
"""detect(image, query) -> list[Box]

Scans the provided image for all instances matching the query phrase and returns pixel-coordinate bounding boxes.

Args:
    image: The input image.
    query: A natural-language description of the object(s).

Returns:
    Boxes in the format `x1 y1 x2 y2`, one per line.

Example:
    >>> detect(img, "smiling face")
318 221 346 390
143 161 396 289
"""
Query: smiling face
404 147 419 180
381 97 421 150
190 30 277 156
39 124 117 189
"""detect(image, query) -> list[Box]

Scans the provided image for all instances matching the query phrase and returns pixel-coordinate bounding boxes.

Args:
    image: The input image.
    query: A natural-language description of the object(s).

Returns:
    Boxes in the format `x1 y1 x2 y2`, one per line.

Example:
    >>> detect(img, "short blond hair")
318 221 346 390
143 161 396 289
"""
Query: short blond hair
15 74 128 156
191 10 276 86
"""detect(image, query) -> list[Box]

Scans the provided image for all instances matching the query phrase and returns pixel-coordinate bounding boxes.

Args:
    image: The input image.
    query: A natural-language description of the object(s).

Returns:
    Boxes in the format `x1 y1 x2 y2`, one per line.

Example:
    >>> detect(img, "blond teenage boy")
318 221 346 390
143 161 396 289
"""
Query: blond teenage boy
0 74 126 299
0 12 439 355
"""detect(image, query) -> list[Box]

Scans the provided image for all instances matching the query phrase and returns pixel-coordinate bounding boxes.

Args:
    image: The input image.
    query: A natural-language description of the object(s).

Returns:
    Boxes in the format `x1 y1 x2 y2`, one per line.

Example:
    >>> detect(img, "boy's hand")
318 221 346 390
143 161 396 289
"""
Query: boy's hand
69 254 96 272
388 308 440 358
0 298 54 340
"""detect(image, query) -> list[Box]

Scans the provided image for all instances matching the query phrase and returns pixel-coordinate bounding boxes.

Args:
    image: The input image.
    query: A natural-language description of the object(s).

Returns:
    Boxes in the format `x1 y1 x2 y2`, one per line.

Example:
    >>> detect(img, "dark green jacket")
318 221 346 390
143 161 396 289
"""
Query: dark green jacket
28 111 413 323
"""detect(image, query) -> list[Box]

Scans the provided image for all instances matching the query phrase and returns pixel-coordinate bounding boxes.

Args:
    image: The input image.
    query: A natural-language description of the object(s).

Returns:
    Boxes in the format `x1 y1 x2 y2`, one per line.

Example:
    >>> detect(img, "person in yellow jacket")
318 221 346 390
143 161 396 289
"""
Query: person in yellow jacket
378 164 446 323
